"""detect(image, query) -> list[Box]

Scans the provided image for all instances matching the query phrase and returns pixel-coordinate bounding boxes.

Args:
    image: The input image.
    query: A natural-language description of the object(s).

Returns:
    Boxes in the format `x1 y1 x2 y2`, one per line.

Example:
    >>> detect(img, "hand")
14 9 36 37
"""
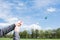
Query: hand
15 20 23 27
14 20 23 32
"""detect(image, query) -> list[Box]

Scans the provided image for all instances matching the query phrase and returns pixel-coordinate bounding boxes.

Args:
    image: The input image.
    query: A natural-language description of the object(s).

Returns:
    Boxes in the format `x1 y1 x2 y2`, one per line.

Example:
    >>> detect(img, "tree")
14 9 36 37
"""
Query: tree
35 29 40 38
31 29 35 38
39 30 45 38
45 30 52 38
19 30 28 38
56 28 60 38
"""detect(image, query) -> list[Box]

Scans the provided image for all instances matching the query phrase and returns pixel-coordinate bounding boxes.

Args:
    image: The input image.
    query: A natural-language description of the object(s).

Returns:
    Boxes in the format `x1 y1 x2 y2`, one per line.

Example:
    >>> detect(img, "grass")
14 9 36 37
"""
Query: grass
0 38 60 40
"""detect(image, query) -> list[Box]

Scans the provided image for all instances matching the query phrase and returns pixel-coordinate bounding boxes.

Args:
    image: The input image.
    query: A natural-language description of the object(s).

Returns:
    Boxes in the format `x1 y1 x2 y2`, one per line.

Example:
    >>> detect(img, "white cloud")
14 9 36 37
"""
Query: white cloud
0 1 19 26
5 17 19 23
0 0 11 11
18 2 24 6
20 23 41 31
44 27 52 30
0 0 12 19
25 16 31 19
29 24 41 30
0 11 19 24
0 17 19 28
16 2 25 10
47 7 56 12
29 0 58 9
0 23 10 28
32 0 52 8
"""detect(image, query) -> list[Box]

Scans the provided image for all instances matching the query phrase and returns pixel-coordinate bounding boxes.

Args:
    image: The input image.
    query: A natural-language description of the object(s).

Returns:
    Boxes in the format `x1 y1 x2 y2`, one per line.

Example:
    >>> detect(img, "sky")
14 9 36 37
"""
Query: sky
0 0 60 31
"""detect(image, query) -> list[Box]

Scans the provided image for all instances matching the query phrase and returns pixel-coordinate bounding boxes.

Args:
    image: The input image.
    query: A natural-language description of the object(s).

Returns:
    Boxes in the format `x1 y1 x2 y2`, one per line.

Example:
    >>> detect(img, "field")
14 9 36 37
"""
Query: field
0 38 60 40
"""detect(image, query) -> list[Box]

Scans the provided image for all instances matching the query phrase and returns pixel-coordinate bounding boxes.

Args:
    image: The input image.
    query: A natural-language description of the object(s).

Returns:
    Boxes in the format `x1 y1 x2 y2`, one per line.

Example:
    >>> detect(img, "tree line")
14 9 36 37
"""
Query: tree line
4 28 60 39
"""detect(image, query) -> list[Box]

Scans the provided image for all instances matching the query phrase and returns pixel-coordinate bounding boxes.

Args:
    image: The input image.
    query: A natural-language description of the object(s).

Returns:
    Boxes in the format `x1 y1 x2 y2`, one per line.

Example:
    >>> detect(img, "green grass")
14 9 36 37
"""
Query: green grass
0 38 60 40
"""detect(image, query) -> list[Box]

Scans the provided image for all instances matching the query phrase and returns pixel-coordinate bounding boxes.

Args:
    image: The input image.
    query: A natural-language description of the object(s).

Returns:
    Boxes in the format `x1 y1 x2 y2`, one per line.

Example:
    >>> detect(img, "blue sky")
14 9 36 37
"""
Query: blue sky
0 0 60 31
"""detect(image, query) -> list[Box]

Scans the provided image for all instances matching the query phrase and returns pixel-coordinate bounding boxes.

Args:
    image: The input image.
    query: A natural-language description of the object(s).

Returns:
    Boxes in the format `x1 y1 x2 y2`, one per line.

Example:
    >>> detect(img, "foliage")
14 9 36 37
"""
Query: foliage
4 28 60 39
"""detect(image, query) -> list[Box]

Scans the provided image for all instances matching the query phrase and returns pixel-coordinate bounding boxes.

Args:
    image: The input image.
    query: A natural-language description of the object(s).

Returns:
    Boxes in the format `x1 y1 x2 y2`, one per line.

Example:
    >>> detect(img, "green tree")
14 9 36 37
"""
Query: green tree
35 29 40 38
31 29 35 38
39 30 45 38
56 28 60 38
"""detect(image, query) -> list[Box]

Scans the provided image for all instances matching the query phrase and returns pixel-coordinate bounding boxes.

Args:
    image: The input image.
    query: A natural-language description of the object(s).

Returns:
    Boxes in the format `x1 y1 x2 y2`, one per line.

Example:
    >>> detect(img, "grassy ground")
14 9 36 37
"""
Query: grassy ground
0 38 60 40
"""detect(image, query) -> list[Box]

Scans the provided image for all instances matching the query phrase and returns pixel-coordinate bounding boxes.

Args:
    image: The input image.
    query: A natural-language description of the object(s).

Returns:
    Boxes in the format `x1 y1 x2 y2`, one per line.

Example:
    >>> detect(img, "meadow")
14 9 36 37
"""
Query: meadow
0 38 60 40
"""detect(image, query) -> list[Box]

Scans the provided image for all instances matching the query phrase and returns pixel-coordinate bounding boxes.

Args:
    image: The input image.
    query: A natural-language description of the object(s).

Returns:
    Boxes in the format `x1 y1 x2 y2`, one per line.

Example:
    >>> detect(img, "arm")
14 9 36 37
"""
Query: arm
13 21 22 40
13 30 20 40
0 24 16 37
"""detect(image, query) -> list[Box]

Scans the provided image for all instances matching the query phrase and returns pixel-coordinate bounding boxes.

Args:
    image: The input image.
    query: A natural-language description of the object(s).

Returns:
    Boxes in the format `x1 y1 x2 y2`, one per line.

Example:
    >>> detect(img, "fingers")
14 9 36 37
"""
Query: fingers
18 20 23 25
15 20 23 27
14 20 23 32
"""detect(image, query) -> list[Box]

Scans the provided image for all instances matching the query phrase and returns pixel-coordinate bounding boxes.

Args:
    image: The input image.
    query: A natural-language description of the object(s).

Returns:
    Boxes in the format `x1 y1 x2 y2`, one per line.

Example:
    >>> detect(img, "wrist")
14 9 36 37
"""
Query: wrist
14 26 20 33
